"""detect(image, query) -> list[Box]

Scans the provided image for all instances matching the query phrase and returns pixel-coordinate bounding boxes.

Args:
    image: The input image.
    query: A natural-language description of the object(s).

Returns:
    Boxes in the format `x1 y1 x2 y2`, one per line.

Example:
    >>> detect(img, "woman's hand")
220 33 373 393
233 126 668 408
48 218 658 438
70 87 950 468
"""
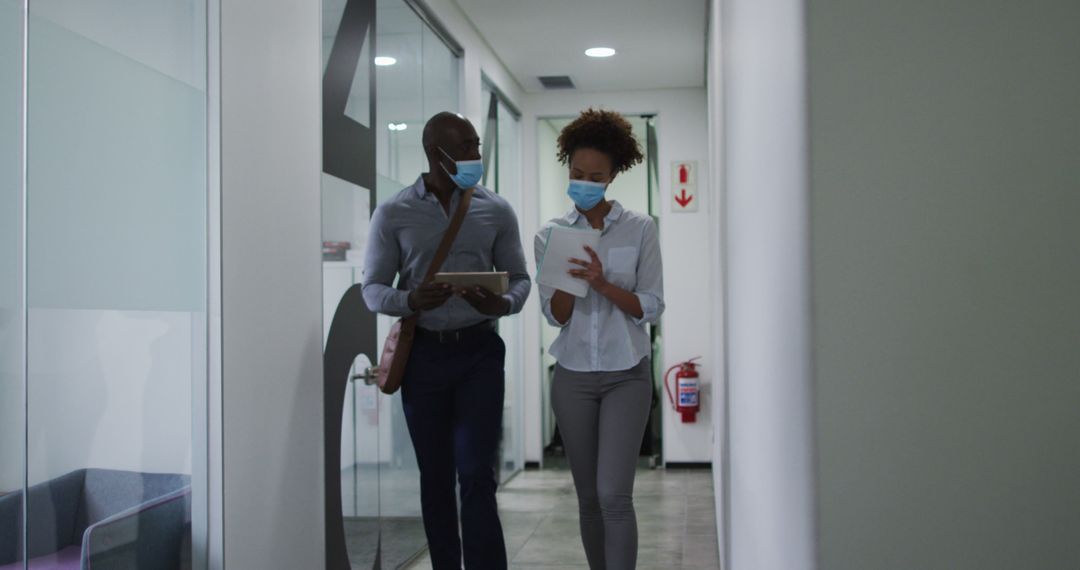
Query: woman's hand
568 245 645 319
568 245 608 291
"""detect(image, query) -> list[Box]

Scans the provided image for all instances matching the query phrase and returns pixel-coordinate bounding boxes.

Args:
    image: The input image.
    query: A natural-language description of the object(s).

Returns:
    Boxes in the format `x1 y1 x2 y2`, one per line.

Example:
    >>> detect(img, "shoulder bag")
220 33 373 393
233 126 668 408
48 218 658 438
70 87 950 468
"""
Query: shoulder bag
376 187 474 394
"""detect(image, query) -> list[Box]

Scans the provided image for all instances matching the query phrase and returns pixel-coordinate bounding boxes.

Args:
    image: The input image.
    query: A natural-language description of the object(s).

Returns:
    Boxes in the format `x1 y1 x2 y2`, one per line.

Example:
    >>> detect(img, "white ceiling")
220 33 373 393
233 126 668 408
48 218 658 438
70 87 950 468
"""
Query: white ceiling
453 0 708 93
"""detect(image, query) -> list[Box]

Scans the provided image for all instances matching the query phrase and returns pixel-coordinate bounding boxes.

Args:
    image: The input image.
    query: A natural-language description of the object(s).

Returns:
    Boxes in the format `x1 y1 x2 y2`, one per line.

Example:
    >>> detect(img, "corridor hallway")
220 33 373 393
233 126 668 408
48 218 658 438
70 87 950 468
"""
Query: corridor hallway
404 468 719 569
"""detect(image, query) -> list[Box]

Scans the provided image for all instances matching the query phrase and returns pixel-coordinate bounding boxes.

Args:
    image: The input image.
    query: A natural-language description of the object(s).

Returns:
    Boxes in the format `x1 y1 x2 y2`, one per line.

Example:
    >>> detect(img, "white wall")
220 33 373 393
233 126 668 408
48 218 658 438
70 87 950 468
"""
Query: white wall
217 0 324 567
706 0 726 563
522 88 715 464
423 0 524 126
719 0 818 569
809 1 1080 568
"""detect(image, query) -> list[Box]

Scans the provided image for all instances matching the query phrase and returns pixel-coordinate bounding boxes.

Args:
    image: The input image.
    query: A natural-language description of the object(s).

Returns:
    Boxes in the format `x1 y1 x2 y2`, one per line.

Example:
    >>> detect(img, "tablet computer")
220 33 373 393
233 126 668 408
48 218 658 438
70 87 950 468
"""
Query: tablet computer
432 272 510 295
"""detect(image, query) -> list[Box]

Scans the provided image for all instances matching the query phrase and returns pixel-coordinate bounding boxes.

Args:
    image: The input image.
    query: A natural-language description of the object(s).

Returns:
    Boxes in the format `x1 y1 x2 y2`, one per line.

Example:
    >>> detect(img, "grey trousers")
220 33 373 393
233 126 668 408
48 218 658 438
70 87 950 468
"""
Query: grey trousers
551 358 653 570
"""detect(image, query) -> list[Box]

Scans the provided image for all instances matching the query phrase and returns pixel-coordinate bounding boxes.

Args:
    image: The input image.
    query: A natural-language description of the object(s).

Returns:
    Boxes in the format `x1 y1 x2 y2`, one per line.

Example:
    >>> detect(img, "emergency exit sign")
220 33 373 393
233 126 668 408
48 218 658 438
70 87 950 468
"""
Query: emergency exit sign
672 161 699 213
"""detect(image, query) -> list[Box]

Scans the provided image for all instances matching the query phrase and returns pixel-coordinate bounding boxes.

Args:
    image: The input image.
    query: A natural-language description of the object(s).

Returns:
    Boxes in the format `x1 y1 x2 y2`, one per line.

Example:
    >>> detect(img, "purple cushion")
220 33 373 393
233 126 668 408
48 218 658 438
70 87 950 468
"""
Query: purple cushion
0 545 81 570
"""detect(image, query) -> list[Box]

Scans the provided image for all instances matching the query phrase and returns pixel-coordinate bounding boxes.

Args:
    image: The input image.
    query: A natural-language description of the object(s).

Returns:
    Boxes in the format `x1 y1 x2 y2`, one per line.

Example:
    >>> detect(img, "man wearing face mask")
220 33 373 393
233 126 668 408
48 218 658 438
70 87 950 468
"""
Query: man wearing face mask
534 108 664 570
362 112 531 570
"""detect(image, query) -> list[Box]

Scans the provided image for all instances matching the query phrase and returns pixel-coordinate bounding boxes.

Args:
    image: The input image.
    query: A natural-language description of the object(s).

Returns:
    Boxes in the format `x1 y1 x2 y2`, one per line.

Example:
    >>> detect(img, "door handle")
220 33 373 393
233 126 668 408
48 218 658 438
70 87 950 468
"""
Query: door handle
350 366 379 386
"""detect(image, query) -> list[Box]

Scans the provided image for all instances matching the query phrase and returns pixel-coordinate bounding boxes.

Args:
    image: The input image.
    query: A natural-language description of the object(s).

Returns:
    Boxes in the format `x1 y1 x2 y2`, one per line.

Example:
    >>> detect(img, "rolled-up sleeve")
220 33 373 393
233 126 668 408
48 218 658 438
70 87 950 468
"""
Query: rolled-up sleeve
361 205 414 317
534 227 570 328
632 218 664 326
493 204 532 315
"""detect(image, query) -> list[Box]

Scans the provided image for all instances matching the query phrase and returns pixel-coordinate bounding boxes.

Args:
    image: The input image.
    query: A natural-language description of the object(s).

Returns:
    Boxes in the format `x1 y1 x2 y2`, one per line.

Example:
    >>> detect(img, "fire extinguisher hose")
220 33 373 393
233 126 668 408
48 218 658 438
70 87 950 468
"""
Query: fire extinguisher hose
663 363 682 409
663 358 702 410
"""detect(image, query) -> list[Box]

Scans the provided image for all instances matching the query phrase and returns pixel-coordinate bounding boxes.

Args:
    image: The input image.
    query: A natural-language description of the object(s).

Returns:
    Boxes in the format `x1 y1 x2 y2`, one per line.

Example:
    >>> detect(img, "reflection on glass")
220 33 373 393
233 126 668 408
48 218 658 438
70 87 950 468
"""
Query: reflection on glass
322 169 380 569
0 0 25 564
379 0 461 566
421 23 458 121
323 0 462 564
373 0 427 562
536 118 569 464
323 0 382 566
322 0 347 72
478 86 526 483
377 0 424 199
20 1 207 568
344 18 372 127
496 100 526 482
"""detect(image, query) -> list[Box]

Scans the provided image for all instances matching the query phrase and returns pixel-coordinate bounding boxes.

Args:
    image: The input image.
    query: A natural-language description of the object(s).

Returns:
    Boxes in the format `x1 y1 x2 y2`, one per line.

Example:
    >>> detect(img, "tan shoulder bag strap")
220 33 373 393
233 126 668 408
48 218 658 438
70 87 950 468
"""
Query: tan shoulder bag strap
420 187 475 284
377 187 476 395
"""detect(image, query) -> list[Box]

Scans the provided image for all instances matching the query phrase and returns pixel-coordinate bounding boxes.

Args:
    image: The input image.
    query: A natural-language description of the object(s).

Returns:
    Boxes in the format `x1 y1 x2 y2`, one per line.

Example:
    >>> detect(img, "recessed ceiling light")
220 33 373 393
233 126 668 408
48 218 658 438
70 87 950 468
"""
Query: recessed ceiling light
388 122 408 131
374 56 397 66
585 47 616 58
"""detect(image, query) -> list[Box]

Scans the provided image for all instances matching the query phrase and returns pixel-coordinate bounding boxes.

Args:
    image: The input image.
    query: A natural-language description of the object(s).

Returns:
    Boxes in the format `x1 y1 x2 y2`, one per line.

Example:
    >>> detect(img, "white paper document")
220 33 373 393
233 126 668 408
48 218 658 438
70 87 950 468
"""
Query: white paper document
536 225 601 298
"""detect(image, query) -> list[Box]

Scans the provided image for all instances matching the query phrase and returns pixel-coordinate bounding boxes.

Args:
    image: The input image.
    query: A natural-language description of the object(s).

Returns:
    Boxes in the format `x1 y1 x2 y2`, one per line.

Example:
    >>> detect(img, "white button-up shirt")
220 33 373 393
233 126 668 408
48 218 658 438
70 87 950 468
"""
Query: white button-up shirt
534 201 665 372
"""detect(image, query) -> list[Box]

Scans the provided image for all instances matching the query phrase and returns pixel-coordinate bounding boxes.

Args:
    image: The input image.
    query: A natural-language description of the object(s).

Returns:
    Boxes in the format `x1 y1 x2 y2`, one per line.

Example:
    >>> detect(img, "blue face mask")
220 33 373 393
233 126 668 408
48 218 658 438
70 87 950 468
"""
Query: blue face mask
567 179 607 210
439 147 484 189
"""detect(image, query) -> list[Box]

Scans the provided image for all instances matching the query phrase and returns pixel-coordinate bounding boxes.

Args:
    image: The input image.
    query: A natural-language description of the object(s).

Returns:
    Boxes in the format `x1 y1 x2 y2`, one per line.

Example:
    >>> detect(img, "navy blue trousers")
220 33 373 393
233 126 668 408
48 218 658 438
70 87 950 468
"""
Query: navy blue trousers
401 329 507 570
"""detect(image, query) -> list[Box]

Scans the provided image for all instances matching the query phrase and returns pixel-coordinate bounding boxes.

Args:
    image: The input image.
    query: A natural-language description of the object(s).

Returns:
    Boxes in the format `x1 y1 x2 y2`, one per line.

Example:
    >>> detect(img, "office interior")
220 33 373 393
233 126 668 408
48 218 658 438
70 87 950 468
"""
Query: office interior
1 0 1078 569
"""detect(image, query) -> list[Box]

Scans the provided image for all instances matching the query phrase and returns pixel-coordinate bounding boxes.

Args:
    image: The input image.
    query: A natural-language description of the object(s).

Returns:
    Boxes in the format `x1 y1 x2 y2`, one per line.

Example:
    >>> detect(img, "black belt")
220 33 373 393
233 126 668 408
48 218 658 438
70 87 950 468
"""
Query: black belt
415 320 496 343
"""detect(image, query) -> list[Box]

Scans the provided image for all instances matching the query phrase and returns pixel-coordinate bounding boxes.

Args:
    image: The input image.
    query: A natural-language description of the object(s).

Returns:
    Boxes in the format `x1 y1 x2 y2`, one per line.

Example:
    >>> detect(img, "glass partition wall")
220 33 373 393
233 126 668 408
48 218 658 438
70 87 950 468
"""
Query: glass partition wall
478 80 526 483
321 0 461 567
1 0 26 564
2 1 210 568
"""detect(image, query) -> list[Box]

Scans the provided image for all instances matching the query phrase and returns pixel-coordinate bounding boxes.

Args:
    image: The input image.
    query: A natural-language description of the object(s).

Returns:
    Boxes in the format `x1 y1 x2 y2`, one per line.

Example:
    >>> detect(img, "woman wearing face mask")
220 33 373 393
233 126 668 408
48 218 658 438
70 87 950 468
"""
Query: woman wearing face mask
534 108 664 570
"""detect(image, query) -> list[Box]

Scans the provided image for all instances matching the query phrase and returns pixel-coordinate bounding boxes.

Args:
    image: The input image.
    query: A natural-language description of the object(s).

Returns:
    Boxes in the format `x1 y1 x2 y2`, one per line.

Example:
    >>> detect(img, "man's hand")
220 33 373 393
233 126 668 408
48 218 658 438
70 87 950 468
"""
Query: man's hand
458 286 510 316
408 282 454 311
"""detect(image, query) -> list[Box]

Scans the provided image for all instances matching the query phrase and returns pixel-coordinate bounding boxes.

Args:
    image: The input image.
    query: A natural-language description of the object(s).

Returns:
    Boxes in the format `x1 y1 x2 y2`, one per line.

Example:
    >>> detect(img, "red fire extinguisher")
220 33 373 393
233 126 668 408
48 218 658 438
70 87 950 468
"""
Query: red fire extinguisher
664 358 701 423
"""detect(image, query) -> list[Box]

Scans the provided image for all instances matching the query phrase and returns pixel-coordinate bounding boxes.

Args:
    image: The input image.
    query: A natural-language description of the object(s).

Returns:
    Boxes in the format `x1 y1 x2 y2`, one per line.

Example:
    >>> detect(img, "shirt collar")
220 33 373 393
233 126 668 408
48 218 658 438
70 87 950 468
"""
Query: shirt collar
410 175 430 200
564 200 624 226
406 175 453 202
412 175 472 202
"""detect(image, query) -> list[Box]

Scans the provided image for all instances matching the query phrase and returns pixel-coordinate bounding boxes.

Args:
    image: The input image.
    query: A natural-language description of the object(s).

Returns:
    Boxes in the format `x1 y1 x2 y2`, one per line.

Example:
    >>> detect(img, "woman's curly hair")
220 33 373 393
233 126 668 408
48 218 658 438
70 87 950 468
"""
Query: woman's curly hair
557 108 644 175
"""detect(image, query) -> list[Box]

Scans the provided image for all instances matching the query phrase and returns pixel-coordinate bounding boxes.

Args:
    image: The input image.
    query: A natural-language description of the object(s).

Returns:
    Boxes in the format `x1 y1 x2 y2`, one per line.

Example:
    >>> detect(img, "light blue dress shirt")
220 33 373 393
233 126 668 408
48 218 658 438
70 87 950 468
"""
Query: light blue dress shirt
535 201 665 372
362 176 531 331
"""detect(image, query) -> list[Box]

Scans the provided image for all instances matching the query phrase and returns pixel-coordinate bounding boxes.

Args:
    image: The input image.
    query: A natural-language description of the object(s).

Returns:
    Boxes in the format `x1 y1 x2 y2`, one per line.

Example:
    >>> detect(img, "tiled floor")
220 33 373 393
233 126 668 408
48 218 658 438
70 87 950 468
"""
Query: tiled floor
402 467 720 569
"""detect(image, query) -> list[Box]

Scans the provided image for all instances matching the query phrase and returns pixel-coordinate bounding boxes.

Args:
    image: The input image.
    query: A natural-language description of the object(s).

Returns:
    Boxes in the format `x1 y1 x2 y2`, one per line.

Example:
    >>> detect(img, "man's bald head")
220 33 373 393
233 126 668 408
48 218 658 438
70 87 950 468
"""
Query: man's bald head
422 111 475 149
422 112 481 185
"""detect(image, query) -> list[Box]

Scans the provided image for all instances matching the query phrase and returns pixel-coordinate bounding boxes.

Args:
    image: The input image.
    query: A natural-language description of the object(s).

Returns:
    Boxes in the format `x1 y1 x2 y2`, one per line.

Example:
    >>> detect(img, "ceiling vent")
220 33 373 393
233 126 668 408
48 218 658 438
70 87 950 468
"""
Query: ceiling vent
538 75 575 90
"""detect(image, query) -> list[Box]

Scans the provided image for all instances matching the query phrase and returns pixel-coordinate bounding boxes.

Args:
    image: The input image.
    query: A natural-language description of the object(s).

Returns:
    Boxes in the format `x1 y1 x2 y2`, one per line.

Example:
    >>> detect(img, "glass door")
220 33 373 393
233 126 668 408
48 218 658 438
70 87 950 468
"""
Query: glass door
15 1 210 568
644 115 663 465
0 0 25 562
478 81 526 483
321 0 382 568
375 0 460 566
322 0 461 567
